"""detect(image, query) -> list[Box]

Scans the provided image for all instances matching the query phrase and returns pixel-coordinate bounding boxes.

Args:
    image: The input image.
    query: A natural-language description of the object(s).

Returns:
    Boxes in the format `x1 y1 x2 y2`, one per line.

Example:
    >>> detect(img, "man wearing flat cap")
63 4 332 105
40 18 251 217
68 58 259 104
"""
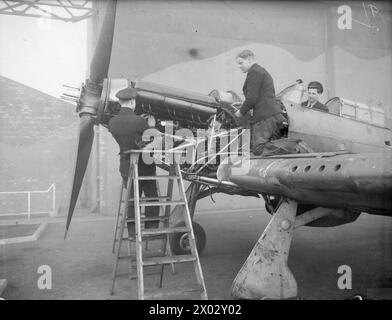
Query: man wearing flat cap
109 87 159 235
301 81 329 112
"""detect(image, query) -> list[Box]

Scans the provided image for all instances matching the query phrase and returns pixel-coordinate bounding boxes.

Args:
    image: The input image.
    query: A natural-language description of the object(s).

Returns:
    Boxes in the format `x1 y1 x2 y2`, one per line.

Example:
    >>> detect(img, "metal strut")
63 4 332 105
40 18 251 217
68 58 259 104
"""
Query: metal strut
231 198 298 299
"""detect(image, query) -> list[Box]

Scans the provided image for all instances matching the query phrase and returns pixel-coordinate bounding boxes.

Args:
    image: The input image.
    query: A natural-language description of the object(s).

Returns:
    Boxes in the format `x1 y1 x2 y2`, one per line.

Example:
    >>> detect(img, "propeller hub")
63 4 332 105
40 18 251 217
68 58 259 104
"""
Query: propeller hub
77 79 103 119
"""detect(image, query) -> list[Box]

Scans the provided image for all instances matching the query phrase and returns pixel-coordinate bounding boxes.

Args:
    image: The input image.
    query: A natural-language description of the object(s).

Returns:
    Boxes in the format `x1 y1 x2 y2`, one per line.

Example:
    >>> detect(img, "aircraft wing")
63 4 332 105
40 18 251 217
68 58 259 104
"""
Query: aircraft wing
217 150 392 216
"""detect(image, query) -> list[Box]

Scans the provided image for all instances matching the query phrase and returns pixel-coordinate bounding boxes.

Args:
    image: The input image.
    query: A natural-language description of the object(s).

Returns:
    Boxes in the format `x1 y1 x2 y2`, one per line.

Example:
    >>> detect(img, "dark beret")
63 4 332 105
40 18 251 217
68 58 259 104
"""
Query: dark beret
115 87 138 100
308 81 323 94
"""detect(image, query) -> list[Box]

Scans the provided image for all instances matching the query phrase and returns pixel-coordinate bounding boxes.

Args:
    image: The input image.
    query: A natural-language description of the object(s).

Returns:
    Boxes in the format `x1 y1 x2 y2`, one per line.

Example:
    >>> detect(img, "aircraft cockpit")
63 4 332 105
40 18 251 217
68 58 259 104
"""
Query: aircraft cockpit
277 82 388 129
277 81 327 112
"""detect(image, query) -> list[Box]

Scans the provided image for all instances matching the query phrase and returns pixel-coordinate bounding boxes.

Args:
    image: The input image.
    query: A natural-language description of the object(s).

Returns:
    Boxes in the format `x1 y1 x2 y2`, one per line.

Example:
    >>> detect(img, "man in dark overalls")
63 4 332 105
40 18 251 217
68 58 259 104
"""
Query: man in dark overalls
108 87 159 235
234 50 285 155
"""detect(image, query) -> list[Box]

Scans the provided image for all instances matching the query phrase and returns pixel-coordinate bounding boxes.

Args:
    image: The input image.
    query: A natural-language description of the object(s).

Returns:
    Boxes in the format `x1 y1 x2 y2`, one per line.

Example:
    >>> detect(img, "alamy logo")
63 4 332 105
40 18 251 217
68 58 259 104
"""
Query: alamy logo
337 3 381 32
140 123 251 168
337 265 352 290
337 5 352 30
37 265 52 290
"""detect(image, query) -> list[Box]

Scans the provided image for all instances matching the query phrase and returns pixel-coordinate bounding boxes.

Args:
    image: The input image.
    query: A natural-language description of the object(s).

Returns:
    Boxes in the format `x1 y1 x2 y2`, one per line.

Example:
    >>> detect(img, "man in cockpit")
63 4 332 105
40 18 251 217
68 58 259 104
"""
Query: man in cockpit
302 81 329 112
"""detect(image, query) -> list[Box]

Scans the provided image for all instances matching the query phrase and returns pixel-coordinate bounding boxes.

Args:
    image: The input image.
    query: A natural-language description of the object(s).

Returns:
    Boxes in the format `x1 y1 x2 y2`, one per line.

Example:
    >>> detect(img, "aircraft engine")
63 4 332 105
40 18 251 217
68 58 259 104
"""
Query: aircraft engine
97 78 245 131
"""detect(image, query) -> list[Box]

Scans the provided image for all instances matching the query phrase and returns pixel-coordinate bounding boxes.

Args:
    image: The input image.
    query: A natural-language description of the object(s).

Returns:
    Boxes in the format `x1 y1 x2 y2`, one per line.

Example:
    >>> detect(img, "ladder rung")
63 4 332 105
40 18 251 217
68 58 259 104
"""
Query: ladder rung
115 270 161 278
114 235 165 241
125 196 170 202
139 201 185 207
125 216 169 223
117 250 164 260
142 227 190 236
138 175 180 180
143 254 196 266
144 285 204 299
128 234 166 241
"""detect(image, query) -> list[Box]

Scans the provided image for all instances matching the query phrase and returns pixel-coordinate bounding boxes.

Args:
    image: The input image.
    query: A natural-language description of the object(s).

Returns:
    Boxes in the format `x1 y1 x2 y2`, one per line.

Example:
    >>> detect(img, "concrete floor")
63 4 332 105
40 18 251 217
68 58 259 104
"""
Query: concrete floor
0 209 391 300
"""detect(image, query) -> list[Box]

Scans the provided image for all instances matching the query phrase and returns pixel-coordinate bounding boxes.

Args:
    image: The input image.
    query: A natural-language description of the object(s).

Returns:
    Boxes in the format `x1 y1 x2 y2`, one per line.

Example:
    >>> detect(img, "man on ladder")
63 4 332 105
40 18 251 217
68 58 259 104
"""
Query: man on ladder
109 88 208 299
108 87 159 235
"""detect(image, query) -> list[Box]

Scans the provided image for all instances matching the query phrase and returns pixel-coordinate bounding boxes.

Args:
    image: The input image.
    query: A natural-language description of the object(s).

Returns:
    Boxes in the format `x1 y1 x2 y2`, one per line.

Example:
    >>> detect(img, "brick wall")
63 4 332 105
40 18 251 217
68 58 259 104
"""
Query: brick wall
0 75 80 215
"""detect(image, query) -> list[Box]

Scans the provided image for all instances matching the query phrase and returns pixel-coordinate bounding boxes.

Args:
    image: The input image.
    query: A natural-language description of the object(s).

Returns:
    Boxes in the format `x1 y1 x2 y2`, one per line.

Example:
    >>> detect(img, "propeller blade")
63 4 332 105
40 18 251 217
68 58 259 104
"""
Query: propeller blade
64 115 95 238
65 0 117 238
89 0 117 82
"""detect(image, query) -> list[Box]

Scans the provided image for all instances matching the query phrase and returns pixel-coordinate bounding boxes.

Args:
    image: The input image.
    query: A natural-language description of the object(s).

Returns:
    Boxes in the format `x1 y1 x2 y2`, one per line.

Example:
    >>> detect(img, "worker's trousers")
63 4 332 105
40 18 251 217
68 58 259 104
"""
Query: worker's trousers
251 113 286 156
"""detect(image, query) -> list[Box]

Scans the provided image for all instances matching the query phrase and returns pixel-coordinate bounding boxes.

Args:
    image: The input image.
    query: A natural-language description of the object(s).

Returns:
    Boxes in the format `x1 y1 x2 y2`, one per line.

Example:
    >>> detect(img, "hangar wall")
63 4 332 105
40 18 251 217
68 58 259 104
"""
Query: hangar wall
0 14 87 218
0 76 79 216
91 1 392 216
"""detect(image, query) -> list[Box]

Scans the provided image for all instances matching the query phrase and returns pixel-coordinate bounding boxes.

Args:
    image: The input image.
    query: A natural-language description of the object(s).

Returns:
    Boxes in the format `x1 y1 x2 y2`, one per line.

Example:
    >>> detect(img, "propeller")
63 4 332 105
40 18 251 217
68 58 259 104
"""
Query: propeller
64 0 117 238
89 1 117 82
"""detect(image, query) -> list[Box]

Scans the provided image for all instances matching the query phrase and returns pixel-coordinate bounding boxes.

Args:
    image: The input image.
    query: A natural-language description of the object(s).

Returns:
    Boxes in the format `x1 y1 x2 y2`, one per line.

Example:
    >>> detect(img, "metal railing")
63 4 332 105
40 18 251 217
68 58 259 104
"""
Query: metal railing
0 184 56 219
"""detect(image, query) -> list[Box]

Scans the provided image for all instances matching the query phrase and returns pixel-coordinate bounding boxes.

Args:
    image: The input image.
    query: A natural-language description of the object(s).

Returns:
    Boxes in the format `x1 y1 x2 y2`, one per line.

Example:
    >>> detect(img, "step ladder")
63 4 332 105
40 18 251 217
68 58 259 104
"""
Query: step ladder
110 150 208 300
112 177 175 260
111 161 176 293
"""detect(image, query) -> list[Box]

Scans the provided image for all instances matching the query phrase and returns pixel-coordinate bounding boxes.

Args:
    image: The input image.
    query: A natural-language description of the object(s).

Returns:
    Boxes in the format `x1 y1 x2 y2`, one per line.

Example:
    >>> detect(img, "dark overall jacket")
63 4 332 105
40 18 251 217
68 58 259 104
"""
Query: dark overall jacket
108 108 156 177
240 63 282 123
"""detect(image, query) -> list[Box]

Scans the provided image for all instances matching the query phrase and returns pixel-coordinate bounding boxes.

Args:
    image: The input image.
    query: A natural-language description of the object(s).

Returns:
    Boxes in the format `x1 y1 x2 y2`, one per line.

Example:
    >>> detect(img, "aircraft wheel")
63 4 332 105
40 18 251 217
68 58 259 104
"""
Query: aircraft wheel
264 195 281 214
170 222 206 255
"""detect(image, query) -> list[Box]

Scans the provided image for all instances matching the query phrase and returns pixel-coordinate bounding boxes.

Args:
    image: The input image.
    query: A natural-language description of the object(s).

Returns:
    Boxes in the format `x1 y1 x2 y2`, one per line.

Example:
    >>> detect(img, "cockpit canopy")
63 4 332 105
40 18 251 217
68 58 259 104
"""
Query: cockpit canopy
325 97 386 127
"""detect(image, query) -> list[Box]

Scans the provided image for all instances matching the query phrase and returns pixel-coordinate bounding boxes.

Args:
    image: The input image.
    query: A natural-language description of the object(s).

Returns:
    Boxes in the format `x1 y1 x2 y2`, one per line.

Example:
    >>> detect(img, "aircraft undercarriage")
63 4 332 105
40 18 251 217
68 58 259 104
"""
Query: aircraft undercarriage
167 176 347 299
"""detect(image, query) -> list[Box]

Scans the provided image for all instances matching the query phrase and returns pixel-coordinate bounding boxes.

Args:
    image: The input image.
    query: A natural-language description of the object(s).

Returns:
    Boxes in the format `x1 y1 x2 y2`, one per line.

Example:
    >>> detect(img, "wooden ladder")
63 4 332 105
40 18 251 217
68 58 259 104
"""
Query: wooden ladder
110 150 208 300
